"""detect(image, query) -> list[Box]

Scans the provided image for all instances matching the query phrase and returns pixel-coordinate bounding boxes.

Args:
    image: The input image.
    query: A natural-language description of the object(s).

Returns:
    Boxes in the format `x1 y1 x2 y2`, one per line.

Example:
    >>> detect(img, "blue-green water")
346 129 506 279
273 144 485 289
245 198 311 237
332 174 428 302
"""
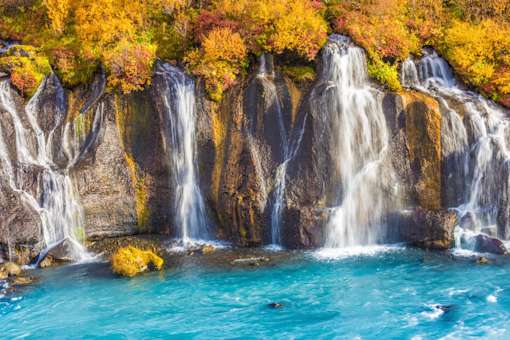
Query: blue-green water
1 247 510 339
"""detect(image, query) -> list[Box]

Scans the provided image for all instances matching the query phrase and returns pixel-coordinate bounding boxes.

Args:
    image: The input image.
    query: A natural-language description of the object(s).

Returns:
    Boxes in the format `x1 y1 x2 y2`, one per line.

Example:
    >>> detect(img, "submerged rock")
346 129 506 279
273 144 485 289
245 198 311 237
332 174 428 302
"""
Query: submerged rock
268 302 284 309
231 257 270 266
111 246 164 277
473 235 508 255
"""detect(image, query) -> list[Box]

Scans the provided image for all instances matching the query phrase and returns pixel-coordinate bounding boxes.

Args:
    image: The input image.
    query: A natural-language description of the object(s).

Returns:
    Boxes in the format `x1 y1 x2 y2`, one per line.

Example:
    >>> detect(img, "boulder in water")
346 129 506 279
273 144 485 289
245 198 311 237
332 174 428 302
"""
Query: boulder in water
473 235 508 255
394 208 457 250
111 246 164 277
37 238 77 267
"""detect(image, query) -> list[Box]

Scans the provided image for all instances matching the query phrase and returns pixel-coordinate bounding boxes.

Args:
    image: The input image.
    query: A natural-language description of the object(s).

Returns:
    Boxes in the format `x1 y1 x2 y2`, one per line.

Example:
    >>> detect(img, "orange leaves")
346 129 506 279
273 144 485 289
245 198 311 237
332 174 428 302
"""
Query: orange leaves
331 0 420 62
187 0 327 101
185 27 247 101
208 0 327 59
104 40 157 93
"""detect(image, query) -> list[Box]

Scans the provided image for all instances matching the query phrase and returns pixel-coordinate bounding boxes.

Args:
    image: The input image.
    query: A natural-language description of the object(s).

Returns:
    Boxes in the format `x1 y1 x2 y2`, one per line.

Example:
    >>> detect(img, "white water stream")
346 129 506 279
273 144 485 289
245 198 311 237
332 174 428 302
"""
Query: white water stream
402 50 510 249
0 79 87 261
318 35 396 248
157 64 209 246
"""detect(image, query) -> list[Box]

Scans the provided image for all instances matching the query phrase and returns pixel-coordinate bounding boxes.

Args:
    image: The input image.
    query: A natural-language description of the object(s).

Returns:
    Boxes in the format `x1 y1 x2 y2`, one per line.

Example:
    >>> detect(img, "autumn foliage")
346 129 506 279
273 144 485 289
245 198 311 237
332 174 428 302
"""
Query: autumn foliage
0 0 509 106
185 28 247 102
325 0 510 105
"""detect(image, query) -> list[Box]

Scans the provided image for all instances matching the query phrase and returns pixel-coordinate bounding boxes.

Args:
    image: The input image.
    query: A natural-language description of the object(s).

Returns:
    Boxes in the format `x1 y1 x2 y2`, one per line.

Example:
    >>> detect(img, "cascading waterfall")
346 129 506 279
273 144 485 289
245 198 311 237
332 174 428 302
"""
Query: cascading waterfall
402 50 510 249
319 35 396 249
257 54 305 246
0 79 87 261
157 64 209 245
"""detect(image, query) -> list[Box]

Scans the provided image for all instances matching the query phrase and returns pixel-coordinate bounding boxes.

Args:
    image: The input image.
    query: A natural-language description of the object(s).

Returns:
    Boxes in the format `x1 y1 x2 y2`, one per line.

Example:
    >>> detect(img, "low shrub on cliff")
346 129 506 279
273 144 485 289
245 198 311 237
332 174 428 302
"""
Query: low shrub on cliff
185 27 248 102
111 246 164 277
0 45 51 96
104 40 157 93
439 19 510 103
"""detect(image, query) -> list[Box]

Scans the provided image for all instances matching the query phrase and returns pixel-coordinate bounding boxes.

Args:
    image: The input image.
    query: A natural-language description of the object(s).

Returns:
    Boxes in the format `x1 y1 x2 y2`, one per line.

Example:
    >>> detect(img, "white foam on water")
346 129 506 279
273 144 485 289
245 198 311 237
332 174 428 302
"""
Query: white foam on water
313 244 404 260
421 304 445 320
487 295 497 303
264 244 284 252
166 238 229 253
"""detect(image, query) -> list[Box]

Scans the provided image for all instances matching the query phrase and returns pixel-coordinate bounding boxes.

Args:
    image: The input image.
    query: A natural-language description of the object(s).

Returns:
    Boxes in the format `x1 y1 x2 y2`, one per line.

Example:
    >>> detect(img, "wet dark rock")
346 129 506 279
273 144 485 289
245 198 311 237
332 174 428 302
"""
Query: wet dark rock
473 234 508 255
392 208 457 250
36 238 77 266
268 302 284 309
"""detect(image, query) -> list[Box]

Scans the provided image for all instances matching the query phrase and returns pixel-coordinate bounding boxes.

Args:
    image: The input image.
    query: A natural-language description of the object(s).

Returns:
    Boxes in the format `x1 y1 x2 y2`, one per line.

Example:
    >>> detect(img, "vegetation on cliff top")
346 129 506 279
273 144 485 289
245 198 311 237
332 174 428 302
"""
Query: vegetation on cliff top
0 0 509 106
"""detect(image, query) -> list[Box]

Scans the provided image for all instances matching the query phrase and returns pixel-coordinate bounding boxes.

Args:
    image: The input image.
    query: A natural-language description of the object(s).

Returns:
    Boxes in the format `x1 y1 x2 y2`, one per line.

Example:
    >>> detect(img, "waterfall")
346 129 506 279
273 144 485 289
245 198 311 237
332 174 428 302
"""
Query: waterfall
0 79 87 261
156 64 209 245
257 54 306 247
402 50 510 248
319 35 395 248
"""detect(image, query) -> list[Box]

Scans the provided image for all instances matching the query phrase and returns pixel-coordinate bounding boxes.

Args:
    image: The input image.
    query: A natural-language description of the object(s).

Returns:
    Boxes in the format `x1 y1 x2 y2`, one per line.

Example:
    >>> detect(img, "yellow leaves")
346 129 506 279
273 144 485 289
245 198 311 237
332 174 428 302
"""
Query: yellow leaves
75 0 141 60
367 56 402 92
440 18 510 105
441 19 509 86
211 0 327 59
272 0 328 60
111 246 164 277
185 27 247 101
43 0 70 34
201 27 247 64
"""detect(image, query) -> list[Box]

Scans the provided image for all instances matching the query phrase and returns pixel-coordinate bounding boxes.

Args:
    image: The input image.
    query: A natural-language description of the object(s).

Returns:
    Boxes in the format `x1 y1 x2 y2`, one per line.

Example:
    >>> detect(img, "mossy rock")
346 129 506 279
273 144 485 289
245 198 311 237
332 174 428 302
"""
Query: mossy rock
111 246 164 278
281 65 316 83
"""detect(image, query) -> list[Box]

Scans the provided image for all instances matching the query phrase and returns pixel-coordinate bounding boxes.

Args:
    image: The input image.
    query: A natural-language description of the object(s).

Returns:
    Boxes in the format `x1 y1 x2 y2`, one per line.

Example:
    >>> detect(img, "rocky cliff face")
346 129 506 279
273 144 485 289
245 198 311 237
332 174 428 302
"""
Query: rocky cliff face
2 39 509 260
